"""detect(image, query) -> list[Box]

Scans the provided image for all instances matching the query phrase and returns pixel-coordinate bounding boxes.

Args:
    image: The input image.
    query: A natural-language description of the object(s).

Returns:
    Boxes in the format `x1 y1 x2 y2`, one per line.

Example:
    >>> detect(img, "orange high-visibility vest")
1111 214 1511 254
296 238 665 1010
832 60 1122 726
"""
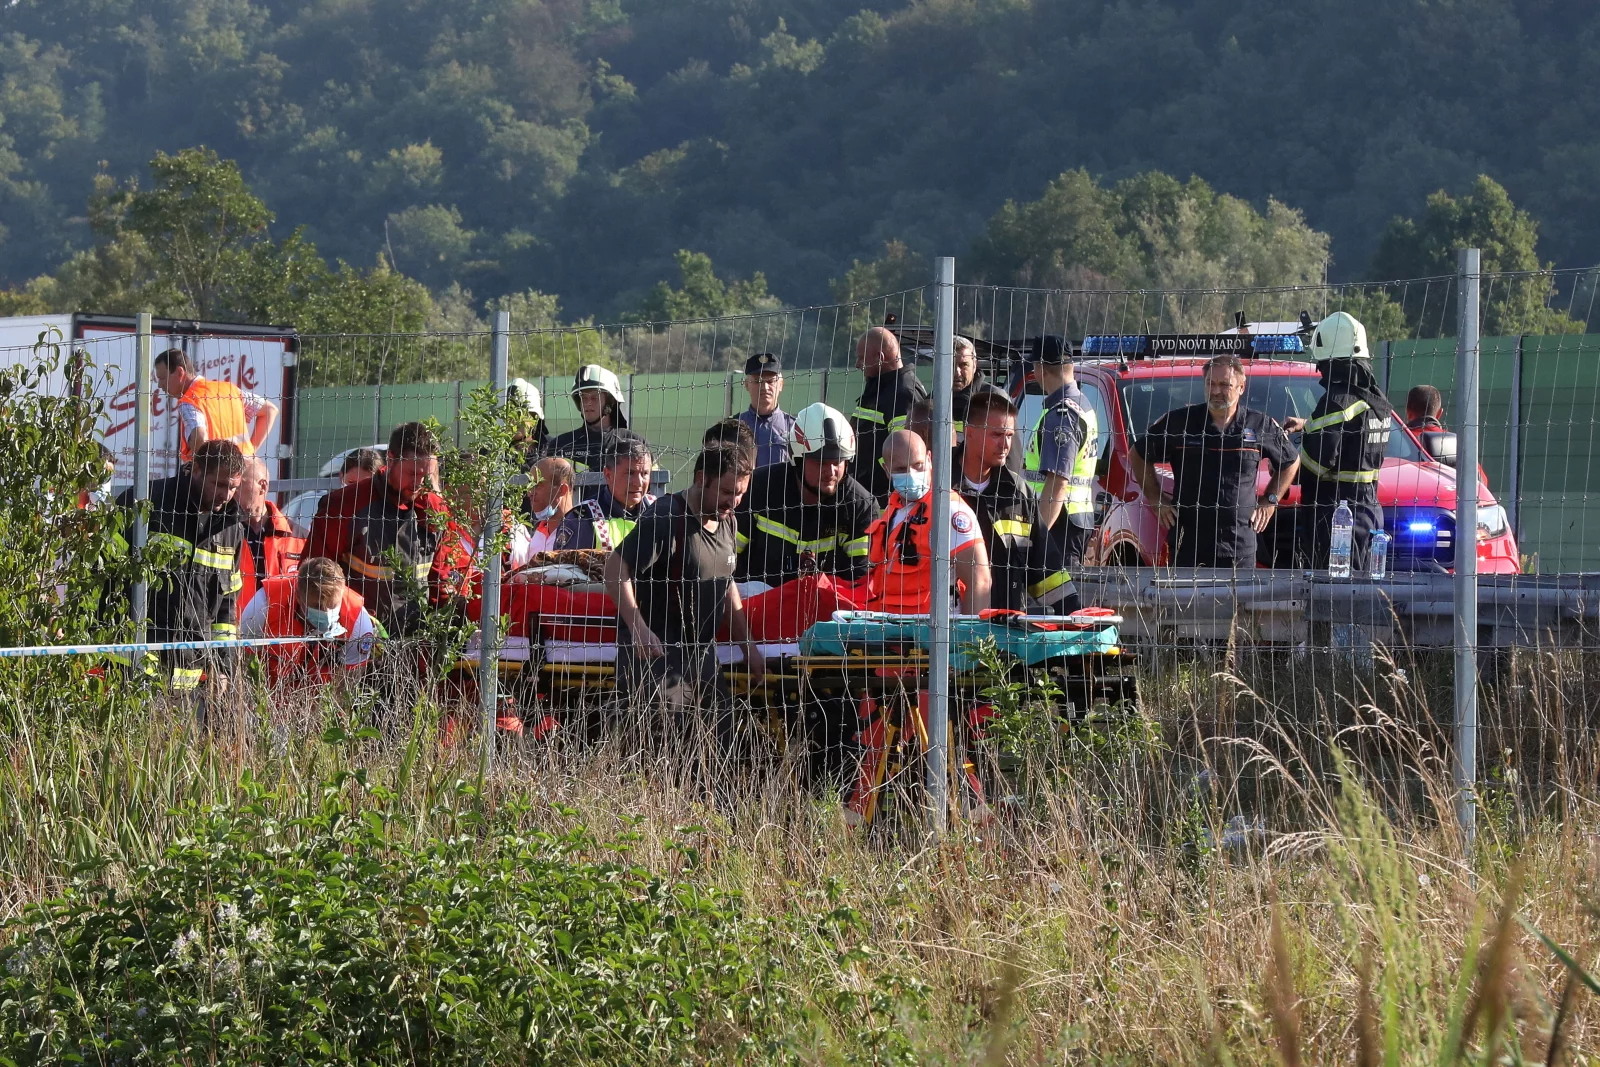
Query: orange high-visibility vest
237 503 304 614
178 377 252 462
865 491 969 615
258 575 365 686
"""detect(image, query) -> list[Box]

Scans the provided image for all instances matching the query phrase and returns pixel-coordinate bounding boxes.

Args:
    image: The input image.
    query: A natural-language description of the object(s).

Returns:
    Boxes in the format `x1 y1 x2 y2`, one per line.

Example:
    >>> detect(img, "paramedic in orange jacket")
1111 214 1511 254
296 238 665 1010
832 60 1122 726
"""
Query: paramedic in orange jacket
239 557 376 689
235 457 304 610
155 348 279 465
864 429 991 616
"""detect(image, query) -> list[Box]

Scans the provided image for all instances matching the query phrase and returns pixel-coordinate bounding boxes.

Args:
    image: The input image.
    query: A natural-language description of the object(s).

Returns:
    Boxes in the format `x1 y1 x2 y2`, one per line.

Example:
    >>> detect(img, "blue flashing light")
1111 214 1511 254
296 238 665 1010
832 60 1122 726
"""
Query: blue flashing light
1249 334 1306 354
1081 335 1149 356
1407 520 1436 534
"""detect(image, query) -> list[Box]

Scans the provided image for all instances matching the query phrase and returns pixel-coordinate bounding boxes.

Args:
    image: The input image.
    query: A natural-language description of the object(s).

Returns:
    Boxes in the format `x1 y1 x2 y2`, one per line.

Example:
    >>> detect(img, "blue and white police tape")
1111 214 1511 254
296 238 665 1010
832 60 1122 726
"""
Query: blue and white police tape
0 636 325 659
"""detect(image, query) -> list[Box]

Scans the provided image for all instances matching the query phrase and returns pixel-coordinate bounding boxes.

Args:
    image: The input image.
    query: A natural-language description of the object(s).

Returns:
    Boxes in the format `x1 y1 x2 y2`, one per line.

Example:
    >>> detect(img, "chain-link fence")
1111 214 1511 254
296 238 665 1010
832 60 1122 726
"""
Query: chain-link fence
3 263 1598 838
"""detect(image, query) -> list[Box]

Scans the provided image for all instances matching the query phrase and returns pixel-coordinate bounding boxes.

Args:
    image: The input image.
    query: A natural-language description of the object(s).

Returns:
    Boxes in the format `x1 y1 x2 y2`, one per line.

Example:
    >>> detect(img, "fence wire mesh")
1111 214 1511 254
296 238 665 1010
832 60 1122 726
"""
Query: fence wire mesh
3 269 1599 836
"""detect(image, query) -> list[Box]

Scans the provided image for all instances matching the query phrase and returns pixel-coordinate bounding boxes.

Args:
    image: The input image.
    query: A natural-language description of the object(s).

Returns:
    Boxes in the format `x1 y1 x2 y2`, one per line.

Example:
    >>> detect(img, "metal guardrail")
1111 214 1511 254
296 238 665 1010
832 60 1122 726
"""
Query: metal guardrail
1072 566 1600 648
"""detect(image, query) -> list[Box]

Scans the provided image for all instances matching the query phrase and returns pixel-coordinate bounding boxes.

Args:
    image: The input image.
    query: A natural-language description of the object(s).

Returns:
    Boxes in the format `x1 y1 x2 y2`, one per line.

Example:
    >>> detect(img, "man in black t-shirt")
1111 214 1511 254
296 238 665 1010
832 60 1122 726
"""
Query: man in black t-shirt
604 444 762 742
1128 355 1299 568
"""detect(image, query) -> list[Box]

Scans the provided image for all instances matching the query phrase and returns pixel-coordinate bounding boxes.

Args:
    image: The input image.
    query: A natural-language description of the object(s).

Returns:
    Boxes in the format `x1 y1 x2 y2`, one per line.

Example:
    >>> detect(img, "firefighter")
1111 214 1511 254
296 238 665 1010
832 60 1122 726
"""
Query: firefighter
303 421 456 638
154 348 279 466
240 556 376 690
865 429 991 615
950 335 987 441
508 377 548 466
112 440 248 692
957 389 1079 614
849 327 929 505
549 435 656 552
735 402 879 588
234 457 304 611
1024 335 1099 567
1285 312 1392 572
1130 355 1299 569
545 364 643 476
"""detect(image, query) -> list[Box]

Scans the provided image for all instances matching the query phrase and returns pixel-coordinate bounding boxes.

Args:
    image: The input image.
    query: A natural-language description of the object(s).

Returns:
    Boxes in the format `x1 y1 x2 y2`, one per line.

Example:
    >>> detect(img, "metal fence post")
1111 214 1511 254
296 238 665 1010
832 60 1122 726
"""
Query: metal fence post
1454 248 1481 849
926 256 956 835
479 311 510 768
131 312 153 641
1507 335 1524 541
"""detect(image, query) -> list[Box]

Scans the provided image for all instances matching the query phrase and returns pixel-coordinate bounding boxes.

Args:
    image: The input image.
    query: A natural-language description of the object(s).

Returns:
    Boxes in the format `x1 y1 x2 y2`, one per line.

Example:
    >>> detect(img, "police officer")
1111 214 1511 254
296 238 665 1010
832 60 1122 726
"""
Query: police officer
736 403 879 587
958 389 1078 614
1025 336 1099 566
1129 354 1299 569
735 352 796 468
1284 313 1392 571
550 435 657 552
849 327 929 505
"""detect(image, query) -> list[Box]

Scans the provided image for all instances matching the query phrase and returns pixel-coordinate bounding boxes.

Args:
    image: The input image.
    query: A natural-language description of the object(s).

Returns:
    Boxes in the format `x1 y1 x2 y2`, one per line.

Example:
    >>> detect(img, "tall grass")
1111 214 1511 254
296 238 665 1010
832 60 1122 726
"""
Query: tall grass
6 639 1600 1063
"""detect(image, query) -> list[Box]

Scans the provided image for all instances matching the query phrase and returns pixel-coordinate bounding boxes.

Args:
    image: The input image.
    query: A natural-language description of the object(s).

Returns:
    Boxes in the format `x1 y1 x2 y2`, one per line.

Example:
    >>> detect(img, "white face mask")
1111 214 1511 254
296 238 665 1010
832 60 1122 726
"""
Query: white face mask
303 605 340 637
890 469 931 502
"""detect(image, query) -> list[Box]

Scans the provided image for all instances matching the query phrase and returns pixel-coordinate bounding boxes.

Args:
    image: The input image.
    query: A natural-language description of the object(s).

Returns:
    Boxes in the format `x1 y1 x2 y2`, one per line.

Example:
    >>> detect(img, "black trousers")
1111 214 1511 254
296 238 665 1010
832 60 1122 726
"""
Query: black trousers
1058 521 1093 569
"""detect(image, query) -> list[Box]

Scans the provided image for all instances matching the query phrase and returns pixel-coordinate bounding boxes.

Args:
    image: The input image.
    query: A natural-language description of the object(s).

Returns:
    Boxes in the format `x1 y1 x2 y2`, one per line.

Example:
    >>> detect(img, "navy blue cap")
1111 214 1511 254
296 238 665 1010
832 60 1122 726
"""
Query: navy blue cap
744 352 783 375
1029 335 1071 365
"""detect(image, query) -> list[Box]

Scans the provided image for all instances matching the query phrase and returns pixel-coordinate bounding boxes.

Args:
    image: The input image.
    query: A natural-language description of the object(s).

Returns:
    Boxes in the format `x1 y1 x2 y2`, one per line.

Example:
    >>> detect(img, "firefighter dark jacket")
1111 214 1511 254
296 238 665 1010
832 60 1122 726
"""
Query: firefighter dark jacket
955 453 1079 614
1299 357 1394 504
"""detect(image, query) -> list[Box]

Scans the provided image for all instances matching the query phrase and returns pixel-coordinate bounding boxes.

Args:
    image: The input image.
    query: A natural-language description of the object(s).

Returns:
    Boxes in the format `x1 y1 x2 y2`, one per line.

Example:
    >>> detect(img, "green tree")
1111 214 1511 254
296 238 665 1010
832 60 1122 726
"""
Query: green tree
629 249 778 322
123 148 272 320
28 148 434 341
488 289 619 379
1372 176 1584 336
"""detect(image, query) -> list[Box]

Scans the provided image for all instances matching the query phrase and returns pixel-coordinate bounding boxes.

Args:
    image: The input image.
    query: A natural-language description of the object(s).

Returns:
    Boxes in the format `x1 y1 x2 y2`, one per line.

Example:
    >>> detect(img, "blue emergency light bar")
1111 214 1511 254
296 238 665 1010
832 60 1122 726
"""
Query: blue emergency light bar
1079 333 1305 358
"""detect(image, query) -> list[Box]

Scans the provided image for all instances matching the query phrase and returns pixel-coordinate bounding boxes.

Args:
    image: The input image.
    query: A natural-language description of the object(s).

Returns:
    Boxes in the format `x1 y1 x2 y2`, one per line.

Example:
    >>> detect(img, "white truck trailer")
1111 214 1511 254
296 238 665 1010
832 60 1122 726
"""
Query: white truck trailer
0 314 299 484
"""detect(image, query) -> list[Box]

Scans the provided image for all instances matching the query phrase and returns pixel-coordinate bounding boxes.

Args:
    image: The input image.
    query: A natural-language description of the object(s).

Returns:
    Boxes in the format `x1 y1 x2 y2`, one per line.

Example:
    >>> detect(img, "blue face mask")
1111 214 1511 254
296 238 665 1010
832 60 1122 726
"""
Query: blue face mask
304 605 340 637
890 469 931 502
535 503 558 522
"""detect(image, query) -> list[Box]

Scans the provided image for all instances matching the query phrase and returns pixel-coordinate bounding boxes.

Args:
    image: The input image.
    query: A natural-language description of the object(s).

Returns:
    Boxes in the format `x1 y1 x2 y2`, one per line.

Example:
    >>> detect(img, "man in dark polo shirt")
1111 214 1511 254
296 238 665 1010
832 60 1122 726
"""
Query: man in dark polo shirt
603 443 763 748
1128 354 1299 568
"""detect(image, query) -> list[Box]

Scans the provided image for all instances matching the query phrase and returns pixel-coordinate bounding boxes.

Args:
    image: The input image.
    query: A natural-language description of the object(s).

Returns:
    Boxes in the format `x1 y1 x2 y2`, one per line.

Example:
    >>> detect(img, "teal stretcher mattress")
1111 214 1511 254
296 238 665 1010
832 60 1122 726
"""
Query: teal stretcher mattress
800 611 1120 668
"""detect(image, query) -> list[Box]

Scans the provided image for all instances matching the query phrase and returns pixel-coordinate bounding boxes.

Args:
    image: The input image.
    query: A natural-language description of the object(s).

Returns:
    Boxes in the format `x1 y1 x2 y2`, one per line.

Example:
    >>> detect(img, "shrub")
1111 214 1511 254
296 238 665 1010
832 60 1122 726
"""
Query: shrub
0 771 787 1065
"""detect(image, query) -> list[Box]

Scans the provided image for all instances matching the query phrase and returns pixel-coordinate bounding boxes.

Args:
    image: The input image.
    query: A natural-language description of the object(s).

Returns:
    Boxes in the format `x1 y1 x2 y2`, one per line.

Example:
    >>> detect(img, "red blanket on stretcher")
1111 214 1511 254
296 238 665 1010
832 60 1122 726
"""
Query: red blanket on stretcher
496 574 864 645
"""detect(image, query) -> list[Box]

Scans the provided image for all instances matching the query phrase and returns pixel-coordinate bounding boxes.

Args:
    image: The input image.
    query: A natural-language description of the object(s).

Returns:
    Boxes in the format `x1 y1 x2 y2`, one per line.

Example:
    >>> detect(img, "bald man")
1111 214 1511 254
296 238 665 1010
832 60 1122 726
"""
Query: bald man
235 456 304 610
850 326 929 505
863 429 989 616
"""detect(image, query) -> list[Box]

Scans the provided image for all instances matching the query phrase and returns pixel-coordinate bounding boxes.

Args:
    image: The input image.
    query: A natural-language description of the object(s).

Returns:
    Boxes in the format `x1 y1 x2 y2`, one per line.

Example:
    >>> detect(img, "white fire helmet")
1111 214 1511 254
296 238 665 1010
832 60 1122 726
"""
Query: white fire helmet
570 364 625 407
1310 312 1370 360
789 402 856 462
508 378 544 421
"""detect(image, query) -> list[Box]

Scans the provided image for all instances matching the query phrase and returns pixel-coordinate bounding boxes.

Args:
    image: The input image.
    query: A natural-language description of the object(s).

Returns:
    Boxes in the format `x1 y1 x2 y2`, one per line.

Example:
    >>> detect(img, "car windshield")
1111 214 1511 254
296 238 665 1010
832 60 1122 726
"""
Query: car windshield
1119 373 1424 461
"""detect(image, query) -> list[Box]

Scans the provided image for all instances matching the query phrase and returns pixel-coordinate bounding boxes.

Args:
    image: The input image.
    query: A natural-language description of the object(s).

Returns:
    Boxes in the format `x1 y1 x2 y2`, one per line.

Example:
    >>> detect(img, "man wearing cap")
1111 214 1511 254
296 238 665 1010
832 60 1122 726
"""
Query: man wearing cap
736 352 796 469
1025 336 1100 567
850 327 929 506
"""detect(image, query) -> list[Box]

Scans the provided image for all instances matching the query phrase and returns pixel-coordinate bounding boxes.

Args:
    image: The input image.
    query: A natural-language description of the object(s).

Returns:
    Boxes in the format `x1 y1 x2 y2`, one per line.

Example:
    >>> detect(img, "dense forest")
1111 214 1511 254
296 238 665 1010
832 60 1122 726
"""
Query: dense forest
0 0 1595 327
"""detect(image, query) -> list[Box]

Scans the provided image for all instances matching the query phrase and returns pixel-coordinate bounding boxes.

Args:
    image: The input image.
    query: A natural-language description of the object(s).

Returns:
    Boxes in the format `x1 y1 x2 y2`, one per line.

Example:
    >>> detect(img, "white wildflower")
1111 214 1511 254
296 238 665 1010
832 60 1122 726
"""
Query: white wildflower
217 902 241 928
245 923 273 950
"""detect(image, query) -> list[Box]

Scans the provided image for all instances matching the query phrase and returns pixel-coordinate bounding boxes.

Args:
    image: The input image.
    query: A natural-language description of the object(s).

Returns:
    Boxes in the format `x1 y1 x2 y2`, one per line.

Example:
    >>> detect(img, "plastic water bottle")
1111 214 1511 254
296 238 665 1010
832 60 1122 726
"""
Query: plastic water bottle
1370 529 1391 580
1328 499 1354 579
